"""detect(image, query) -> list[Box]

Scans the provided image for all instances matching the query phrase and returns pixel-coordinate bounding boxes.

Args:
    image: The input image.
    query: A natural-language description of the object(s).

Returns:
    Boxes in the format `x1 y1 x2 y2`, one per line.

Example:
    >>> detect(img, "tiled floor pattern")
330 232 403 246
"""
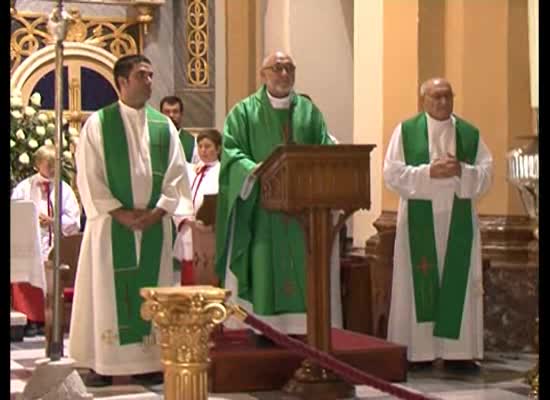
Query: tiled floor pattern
11 335 536 399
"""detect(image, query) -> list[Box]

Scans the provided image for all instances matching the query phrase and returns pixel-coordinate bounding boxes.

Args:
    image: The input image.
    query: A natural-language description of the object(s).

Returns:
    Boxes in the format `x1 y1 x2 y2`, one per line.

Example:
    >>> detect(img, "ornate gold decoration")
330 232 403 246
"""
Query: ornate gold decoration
526 317 538 399
140 286 230 400
11 7 141 74
135 4 154 36
186 0 209 86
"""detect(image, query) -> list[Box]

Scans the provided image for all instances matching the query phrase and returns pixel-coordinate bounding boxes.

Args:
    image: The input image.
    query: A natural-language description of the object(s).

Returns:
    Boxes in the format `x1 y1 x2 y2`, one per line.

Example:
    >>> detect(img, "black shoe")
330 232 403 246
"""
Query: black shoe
83 371 113 387
24 322 38 338
408 360 433 372
444 360 481 373
131 372 163 385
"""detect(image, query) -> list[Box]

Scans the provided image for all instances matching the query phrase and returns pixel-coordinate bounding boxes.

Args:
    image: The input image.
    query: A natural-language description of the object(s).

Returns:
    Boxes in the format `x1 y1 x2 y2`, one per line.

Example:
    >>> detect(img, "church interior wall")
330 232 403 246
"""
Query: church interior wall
353 0 383 244
288 0 354 146
224 0 261 112
380 0 420 214
378 0 531 219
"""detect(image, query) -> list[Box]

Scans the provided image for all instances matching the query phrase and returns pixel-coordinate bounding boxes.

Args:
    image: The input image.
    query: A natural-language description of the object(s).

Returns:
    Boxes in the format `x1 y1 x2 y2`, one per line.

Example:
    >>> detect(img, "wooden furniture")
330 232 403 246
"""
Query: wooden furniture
340 254 372 335
210 328 406 393
46 233 83 336
255 144 376 399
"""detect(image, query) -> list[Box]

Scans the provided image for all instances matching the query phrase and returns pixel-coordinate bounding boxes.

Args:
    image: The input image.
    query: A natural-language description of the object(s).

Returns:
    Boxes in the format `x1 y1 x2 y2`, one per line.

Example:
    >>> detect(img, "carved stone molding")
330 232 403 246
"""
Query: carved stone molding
11 6 142 74
366 211 536 264
363 210 538 351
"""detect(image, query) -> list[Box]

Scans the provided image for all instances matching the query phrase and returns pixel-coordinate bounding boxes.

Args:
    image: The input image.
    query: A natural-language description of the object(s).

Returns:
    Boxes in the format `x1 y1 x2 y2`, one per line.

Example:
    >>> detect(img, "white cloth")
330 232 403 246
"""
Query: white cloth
173 160 220 262
384 113 493 362
10 200 46 294
68 100 192 376
266 91 291 109
11 173 81 261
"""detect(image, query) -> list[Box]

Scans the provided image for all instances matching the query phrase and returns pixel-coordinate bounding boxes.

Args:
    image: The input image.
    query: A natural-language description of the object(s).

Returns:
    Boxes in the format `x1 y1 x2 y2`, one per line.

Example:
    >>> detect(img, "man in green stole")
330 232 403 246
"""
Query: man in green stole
215 51 343 334
384 78 493 371
69 55 192 386
160 95 198 163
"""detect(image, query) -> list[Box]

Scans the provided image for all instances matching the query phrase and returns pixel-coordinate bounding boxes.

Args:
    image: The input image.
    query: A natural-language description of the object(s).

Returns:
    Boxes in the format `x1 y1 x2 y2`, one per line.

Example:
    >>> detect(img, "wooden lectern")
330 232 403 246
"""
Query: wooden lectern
255 144 375 399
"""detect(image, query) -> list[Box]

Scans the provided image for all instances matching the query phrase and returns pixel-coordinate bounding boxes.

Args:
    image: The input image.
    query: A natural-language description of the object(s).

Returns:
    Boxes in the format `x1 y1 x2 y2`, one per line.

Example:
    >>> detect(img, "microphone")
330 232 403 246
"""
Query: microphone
287 95 295 145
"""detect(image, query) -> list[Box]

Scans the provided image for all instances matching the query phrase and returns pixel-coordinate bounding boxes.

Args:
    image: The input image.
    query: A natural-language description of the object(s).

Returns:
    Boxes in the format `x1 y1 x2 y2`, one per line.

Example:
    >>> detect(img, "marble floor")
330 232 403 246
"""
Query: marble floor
11 335 536 399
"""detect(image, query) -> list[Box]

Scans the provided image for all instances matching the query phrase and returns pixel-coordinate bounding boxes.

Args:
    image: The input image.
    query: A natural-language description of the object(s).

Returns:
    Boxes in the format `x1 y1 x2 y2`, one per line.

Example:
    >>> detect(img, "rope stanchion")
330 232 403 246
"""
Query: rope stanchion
230 305 441 400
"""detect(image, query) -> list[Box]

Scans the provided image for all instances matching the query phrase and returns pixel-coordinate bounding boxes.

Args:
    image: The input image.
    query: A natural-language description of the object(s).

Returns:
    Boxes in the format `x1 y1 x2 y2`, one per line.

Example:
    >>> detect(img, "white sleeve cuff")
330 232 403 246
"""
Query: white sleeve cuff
240 173 257 200
156 195 178 215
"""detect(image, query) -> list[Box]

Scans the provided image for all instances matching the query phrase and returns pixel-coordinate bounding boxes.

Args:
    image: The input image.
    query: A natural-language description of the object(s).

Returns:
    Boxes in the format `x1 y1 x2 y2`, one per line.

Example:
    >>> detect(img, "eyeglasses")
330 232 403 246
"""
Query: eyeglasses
426 92 454 102
262 63 296 74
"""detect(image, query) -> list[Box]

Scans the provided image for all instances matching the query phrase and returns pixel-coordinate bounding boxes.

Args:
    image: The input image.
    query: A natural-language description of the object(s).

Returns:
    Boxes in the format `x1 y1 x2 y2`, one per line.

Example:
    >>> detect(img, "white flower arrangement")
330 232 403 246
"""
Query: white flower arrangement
10 91 76 188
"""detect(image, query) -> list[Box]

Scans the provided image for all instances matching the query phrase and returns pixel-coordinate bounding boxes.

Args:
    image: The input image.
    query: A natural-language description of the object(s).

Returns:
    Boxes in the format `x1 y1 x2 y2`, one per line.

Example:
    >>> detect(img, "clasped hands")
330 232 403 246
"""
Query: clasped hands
429 153 461 179
39 213 54 227
110 207 165 231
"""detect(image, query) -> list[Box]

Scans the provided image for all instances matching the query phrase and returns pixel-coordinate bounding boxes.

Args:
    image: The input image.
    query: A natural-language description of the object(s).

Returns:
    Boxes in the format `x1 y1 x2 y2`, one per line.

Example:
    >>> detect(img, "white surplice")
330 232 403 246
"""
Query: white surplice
68 100 192 376
11 173 81 261
173 160 220 263
384 113 493 362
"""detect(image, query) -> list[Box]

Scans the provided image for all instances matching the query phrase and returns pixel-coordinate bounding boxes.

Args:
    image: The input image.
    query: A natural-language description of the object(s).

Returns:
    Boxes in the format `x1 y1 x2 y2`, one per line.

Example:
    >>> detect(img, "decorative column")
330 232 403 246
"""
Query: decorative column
506 134 538 400
140 286 230 400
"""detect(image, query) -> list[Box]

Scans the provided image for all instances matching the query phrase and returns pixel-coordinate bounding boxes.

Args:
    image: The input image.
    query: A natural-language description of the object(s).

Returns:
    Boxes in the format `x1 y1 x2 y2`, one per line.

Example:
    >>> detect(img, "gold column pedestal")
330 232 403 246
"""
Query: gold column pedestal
140 286 230 400
526 311 539 399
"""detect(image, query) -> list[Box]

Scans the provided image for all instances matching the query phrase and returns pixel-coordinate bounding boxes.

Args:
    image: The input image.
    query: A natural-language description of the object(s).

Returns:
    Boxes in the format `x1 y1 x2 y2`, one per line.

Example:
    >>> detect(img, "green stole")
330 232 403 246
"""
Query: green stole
99 103 170 345
401 112 479 339
179 128 195 162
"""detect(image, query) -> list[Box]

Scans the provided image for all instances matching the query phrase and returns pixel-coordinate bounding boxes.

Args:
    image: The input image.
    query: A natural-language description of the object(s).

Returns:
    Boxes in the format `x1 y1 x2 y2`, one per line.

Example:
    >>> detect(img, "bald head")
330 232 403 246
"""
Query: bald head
420 77 454 121
420 78 452 96
260 51 296 98
261 51 295 69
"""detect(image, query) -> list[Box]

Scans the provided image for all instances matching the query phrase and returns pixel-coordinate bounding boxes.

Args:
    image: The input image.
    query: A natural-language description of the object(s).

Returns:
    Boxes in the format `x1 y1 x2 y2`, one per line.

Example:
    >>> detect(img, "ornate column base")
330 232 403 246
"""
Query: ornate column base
140 286 231 400
526 361 538 399
164 363 209 400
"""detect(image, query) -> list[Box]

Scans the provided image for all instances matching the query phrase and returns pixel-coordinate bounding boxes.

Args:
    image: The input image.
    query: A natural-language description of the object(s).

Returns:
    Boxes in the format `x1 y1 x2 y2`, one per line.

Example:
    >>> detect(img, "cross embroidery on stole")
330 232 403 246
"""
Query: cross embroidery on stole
416 256 435 314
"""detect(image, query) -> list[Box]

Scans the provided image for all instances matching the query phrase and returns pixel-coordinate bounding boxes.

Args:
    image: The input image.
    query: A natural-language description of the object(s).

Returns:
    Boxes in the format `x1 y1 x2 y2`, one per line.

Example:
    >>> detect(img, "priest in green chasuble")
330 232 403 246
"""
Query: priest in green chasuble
215 51 343 334
384 78 493 371
68 55 192 386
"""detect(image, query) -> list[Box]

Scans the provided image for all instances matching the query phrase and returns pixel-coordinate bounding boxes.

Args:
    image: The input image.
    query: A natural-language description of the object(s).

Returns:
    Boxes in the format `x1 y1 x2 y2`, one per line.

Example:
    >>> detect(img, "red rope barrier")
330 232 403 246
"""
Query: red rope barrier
237 310 440 400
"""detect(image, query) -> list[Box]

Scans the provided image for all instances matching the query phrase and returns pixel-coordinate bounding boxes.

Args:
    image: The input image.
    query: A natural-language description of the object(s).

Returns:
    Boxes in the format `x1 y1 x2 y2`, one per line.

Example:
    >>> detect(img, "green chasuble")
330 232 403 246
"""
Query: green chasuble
215 86 333 316
179 128 195 162
401 112 479 339
99 103 170 345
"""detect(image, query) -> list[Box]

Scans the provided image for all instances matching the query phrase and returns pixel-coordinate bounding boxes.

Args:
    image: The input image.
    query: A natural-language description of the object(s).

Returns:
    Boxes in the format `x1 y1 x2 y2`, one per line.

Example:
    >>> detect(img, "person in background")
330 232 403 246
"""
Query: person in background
173 129 222 285
160 95 199 164
11 144 81 337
